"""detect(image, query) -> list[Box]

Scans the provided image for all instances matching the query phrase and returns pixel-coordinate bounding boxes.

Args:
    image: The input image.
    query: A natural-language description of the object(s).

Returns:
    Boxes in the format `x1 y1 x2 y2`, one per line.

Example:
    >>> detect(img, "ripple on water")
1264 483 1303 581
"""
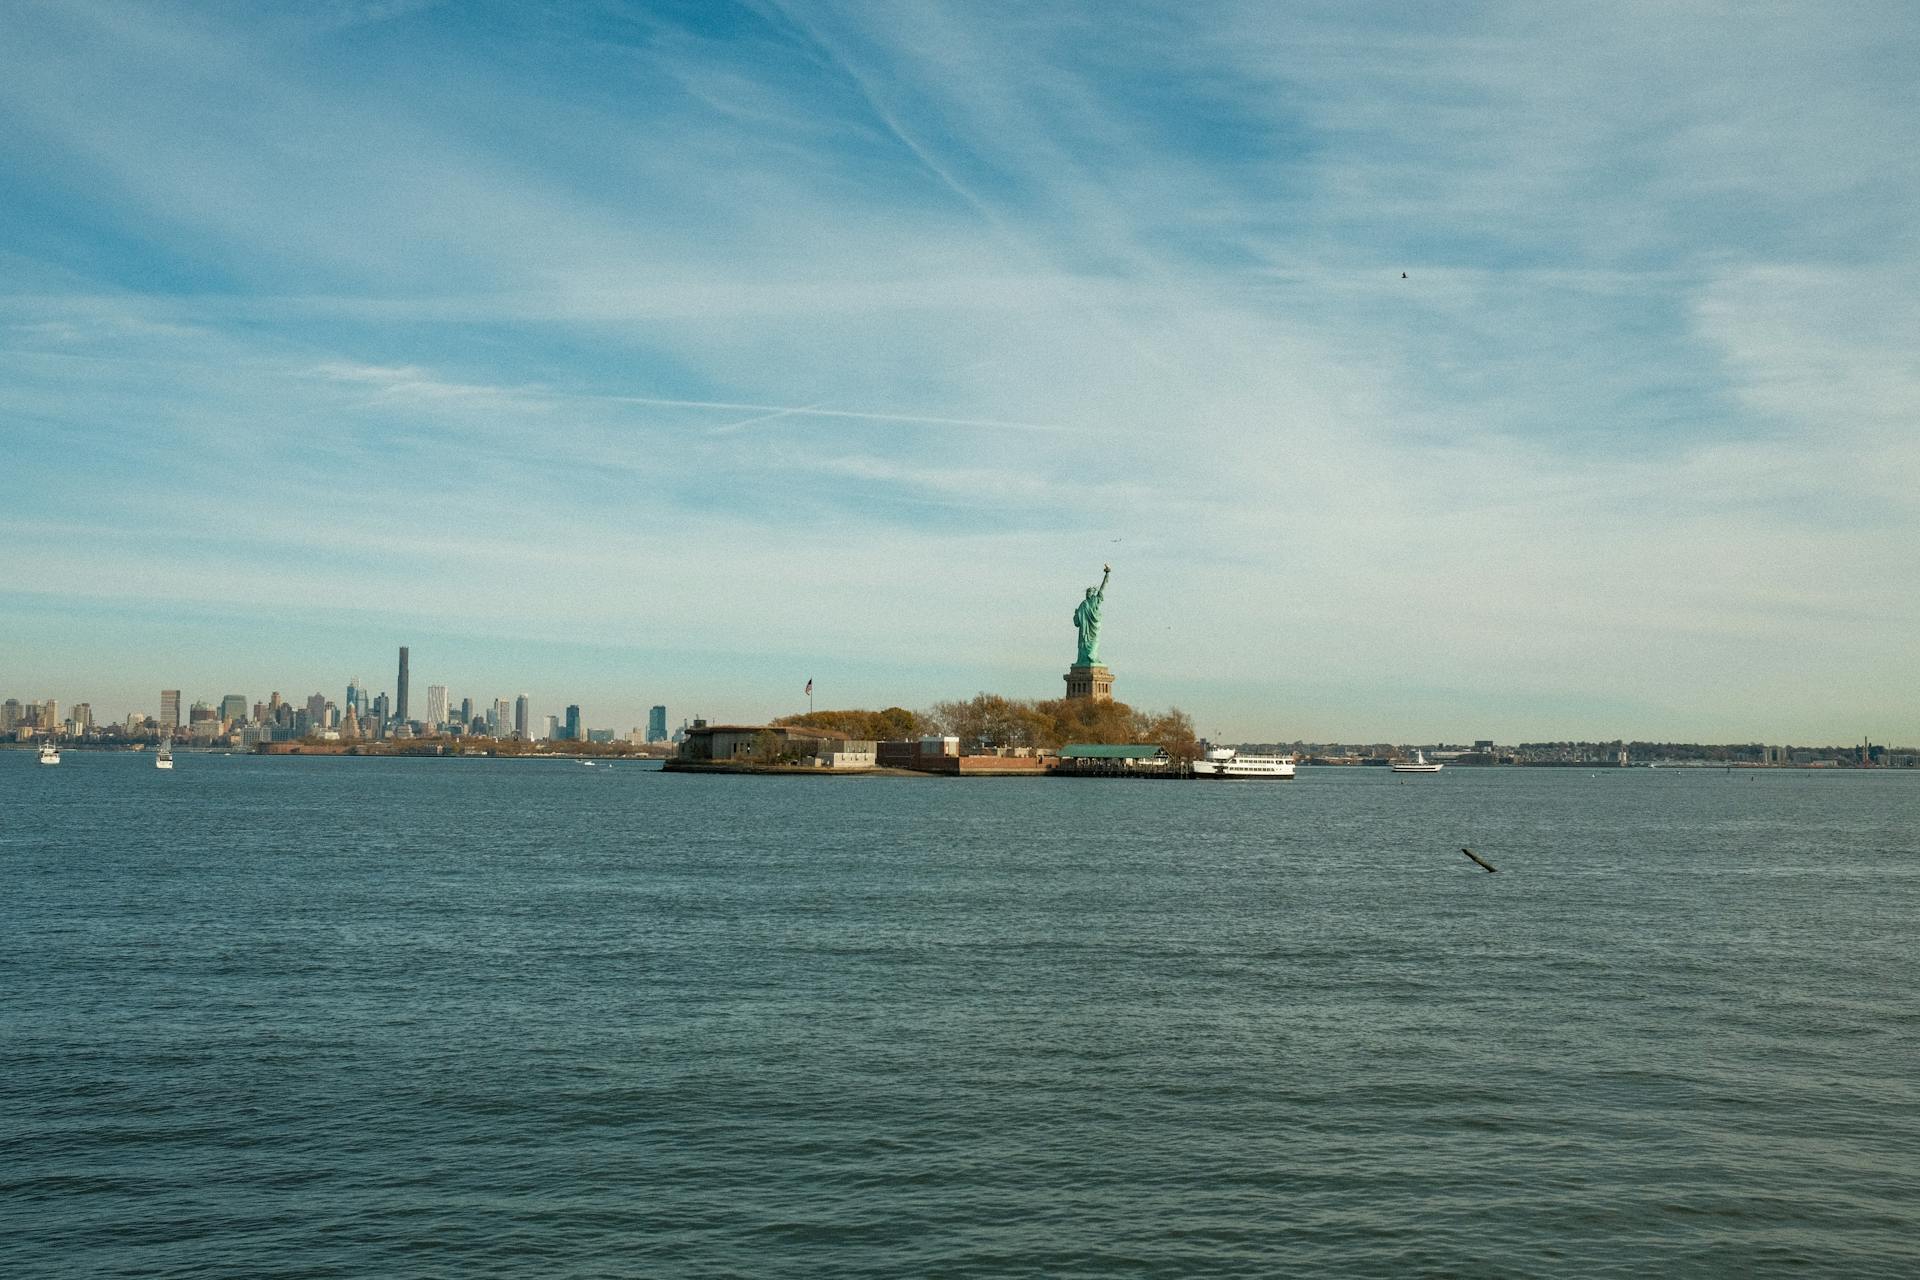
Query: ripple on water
3 757 1918 1276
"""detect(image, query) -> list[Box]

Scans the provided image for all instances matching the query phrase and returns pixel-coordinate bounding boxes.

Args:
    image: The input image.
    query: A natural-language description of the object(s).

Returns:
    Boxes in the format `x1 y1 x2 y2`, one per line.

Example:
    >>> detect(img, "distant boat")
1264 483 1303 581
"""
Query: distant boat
156 740 174 770
1391 750 1443 774
38 741 61 766
1192 747 1296 779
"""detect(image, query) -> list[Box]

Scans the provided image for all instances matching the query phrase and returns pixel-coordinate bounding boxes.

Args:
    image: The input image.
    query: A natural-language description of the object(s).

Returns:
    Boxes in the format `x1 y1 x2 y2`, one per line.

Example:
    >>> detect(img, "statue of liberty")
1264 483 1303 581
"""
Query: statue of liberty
1072 564 1111 666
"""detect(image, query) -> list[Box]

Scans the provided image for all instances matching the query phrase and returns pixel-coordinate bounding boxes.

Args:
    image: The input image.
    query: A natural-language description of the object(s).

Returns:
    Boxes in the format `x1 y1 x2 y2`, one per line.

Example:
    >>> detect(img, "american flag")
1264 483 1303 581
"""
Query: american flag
805 679 813 697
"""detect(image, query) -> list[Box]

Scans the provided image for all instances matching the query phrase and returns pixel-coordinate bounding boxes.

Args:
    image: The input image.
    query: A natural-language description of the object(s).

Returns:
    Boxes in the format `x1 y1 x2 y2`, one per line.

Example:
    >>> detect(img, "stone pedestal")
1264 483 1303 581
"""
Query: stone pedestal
1064 664 1114 703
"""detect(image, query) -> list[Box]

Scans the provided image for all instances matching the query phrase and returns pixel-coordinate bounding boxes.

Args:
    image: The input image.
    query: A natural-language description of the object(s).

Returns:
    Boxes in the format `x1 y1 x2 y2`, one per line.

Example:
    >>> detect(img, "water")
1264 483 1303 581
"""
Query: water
4 753 1917 1277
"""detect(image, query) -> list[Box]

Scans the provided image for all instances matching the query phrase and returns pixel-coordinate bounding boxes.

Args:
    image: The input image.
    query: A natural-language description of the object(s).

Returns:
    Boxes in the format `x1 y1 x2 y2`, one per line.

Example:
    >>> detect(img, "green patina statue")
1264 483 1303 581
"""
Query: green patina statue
1073 564 1111 666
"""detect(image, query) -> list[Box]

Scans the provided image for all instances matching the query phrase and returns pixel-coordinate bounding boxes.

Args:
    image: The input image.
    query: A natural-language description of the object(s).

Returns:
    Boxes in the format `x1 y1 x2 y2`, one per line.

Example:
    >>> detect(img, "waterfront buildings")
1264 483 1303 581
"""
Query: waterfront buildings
564 704 582 742
395 647 410 726
515 694 530 740
160 689 181 731
425 685 448 731
647 705 668 743
679 722 855 763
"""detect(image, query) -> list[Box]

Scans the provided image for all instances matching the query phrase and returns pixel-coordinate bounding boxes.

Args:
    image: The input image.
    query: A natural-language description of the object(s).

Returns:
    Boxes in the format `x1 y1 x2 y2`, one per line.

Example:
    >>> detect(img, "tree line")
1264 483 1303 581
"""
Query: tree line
774 695 1199 760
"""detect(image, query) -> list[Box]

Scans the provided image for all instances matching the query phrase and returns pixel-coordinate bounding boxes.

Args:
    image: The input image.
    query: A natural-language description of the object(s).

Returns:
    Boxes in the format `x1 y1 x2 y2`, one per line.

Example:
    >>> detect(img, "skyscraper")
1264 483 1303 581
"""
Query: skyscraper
564 704 582 741
647 705 668 743
491 699 511 737
220 694 248 724
346 677 363 715
426 685 449 730
160 690 181 730
514 694 529 740
395 646 410 725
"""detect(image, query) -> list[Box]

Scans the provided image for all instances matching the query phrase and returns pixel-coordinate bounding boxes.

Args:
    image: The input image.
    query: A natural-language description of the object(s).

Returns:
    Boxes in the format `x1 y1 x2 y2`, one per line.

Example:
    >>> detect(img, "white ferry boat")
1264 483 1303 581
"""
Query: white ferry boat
38 741 61 766
1192 747 1296 780
1391 750 1443 773
155 741 174 770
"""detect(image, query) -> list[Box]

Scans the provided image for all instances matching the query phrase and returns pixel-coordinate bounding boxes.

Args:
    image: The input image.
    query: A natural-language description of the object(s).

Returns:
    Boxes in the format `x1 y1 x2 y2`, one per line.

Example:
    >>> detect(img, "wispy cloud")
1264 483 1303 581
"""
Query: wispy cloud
1 1 1916 739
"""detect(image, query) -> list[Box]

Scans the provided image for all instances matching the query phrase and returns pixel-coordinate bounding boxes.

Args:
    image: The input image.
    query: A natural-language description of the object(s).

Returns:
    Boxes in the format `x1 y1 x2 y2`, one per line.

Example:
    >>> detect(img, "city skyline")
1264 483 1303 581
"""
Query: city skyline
3 644 1912 757
8 643 643 743
3 4 1917 742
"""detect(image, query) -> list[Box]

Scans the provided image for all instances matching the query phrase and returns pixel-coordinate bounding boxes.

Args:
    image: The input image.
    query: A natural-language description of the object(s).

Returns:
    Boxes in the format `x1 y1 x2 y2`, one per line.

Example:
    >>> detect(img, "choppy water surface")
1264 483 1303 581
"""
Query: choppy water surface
4 754 1917 1276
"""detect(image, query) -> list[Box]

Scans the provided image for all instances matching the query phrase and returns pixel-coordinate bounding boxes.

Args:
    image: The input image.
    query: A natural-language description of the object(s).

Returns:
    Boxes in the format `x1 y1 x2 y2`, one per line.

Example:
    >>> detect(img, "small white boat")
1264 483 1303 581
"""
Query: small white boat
1192 747 1296 779
156 741 174 770
38 741 61 766
1391 750 1443 773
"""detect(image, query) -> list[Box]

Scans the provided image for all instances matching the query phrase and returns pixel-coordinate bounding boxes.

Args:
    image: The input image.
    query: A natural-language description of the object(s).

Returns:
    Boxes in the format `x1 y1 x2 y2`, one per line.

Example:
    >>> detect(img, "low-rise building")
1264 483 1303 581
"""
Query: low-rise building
1056 743 1173 776
878 738 1051 774
679 723 850 763
821 741 877 769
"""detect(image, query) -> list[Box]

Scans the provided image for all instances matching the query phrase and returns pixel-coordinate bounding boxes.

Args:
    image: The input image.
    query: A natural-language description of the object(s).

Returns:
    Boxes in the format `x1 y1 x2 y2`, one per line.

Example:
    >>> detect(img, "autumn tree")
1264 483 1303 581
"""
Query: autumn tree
772 706 930 739
927 693 1056 751
927 693 1196 753
772 694 1196 754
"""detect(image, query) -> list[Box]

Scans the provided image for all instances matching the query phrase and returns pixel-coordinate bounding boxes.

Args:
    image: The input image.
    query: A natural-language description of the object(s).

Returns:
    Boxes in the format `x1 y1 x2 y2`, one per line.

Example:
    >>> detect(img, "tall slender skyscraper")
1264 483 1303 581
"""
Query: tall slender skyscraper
160 690 181 730
647 705 667 743
395 647 410 724
514 694 530 740
564 704 582 742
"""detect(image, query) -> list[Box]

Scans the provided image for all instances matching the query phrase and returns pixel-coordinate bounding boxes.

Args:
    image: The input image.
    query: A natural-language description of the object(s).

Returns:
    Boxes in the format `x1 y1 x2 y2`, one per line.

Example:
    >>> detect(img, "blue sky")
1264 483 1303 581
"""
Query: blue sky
3 0 1916 742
